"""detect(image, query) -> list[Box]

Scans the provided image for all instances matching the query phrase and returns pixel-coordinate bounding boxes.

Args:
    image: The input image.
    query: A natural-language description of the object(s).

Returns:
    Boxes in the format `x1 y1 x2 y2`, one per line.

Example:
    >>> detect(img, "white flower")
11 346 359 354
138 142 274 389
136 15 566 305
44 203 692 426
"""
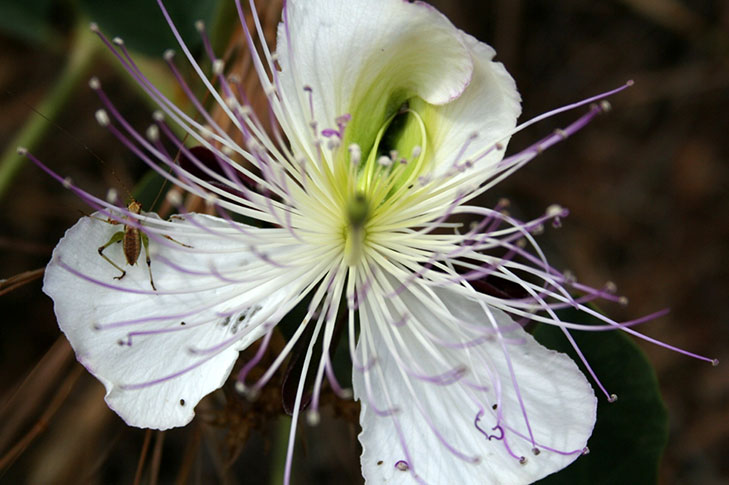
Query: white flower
21 0 715 484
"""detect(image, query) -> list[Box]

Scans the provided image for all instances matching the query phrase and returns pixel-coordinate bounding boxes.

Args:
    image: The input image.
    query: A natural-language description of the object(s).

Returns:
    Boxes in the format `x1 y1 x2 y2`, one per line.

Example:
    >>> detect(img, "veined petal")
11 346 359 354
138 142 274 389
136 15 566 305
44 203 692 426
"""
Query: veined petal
276 0 474 161
43 212 297 429
353 286 596 484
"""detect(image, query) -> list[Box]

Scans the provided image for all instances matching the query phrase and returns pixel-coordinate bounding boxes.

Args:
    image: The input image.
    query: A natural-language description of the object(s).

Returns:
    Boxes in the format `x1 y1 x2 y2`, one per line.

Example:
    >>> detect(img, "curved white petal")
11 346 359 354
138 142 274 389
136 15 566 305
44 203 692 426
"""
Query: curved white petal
276 0 474 154
423 32 521 180
353 286 596 484
43 213 298 429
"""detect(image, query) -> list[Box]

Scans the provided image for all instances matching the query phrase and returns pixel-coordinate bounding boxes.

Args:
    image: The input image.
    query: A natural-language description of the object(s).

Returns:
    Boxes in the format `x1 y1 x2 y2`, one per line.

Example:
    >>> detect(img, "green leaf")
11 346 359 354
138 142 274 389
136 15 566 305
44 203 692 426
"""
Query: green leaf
78 0 222 57
533 308 668 485
0 0 54 44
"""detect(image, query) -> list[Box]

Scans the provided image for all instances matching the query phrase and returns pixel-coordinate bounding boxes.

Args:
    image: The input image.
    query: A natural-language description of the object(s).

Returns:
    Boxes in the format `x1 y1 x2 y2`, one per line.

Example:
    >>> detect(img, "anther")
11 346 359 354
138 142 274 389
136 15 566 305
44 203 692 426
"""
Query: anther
618 296 629 306
519 456 527 465
712 359 720 367
339 388 354 399
582 446 590 455
395 460 409 471
204 193 218 208
95 109 110 127
608 393 618 403
179 398 186 406
546 204 564 218
411 145 422 159
199 125 214 139
563 270 576 284
16 146 28 156
194 19 205 32
106 188 119 204
112 37 124 46
146 125 159 142
245 387 259 401
532 447 541 456
600 100 612 112
247 138 262 153
213 59 225 75
349 144 361 165
163 49 175 61
306 410 320 426
89 22 99 32
605 281 617 293
152 111 165 122
88 77 101 90
62 177 73 189
377 156 392 167
166 190 183 207
495 142 504 150
626 79 635 87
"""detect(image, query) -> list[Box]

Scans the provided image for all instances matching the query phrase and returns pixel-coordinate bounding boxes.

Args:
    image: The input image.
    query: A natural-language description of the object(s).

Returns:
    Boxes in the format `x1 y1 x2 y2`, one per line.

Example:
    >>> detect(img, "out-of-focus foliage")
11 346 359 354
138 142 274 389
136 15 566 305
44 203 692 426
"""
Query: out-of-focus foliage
78 0 222 55
0 0 54 44
0 0 223 54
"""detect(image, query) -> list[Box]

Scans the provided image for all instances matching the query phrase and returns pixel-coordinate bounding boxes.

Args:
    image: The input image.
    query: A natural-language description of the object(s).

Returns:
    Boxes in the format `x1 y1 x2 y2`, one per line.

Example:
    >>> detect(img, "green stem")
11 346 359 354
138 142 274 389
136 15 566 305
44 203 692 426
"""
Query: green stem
270 415 292 485
0 21 97 200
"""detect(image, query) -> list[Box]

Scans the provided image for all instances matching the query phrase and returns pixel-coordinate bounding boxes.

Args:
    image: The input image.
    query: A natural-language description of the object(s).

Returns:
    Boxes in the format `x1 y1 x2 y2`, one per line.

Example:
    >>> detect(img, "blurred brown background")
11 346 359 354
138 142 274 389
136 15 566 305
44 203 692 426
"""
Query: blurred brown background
1 0 727 483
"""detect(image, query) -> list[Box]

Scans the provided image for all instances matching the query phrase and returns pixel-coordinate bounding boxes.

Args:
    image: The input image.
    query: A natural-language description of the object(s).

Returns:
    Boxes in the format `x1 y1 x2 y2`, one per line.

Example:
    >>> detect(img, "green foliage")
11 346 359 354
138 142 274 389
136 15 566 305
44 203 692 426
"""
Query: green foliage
534 308 669 485
78 0 222 56
0 0 54 44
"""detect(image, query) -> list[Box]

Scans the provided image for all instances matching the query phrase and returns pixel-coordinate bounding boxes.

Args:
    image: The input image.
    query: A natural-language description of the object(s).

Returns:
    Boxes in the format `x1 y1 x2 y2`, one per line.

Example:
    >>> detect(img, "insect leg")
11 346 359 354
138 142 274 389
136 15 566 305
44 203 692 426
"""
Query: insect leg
163 235 193 248
98 231 127 280
141 232 157 291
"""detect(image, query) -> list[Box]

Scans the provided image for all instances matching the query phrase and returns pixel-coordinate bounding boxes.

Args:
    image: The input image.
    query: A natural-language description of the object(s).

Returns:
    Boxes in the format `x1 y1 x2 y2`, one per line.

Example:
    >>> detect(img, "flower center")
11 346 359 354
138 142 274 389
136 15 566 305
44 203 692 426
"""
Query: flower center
338 102 430 267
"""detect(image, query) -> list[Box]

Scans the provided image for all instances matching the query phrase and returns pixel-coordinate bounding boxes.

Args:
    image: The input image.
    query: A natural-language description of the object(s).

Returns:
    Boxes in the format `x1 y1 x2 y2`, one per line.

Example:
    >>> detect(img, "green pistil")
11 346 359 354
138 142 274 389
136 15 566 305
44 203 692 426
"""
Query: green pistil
356 104 429 199
344 192 370 267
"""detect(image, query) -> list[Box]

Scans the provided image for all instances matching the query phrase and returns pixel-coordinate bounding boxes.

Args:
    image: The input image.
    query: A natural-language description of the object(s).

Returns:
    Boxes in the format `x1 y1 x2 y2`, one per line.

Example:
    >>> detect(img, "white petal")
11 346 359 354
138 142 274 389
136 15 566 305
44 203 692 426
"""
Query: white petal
276 0 473 150
43 213 297 429
353 286 596 484
424 33 521 180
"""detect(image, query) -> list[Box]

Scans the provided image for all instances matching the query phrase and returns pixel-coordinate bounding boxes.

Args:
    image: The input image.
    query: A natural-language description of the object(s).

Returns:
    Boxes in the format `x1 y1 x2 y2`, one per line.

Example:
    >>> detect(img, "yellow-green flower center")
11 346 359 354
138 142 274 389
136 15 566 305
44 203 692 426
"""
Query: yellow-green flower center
340 101 432 267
